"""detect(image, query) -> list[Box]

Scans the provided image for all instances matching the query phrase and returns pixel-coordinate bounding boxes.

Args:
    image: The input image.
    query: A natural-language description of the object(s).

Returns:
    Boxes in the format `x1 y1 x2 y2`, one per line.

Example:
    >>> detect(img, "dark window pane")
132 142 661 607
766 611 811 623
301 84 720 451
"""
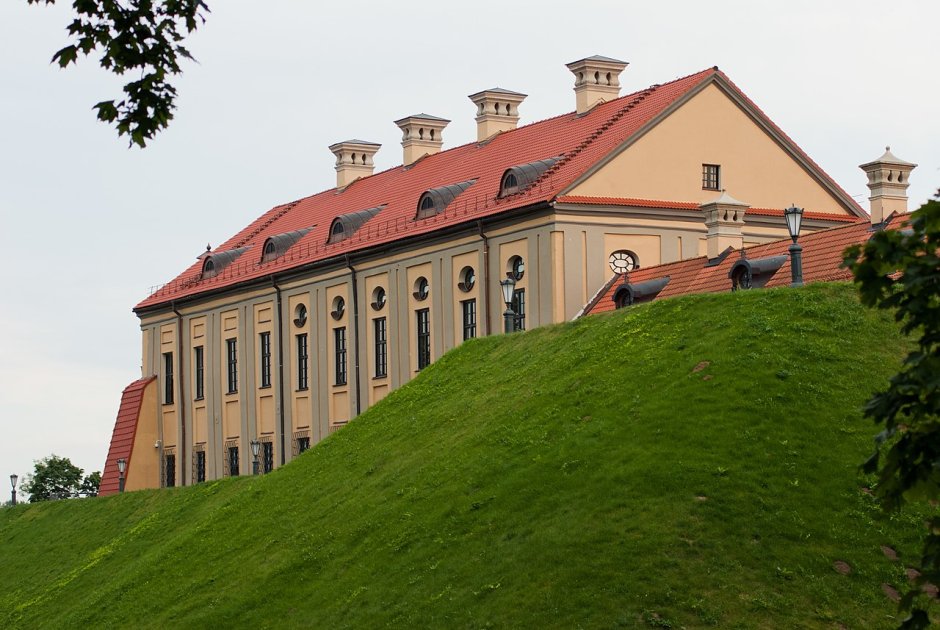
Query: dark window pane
262 442 274 473
297 436 310 454
228 446 239 477
512 289 526 331
462 299 477 340
417 308 431 370
165 454 176 488
195 450 206 483
335 327 347 385
260 332 272 388
374 317 387 378
226 338 238 393
194 346 204 400
297 334 309 390
163 352 174 404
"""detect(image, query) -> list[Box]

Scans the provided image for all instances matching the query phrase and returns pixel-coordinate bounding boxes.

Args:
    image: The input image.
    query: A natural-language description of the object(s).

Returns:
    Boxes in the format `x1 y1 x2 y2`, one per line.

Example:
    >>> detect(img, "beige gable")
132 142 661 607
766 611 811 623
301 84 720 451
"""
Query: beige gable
568 83 853 216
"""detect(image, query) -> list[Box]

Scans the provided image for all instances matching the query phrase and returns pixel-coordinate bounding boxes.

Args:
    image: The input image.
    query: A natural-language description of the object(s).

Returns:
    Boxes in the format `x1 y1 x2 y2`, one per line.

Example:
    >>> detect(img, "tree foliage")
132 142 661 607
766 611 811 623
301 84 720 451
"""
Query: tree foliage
21 455 100 502
27 0 209 147
844 194 940 629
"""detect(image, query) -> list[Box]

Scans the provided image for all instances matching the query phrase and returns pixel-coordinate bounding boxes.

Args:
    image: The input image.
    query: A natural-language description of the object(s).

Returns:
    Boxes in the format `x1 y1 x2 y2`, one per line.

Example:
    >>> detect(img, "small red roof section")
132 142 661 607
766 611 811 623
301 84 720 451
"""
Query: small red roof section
583 214 907 316
99 376 155 497
136 67 862 311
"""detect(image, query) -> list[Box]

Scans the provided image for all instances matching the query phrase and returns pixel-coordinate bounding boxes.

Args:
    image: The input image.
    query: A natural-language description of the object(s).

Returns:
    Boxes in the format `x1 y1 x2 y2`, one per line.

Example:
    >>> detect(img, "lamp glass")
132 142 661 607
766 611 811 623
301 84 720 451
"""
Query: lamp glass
116 458 126 474
250 440 261 458
500 277 515 305
784 205 804 239
10 474 17 488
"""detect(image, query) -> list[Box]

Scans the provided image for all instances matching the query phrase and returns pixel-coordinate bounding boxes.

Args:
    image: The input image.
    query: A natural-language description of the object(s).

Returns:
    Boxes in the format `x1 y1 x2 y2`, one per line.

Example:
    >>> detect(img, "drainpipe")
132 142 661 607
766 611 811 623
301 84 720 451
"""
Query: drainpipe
171 301 187 486
271 276 287 465
477 220 491 336
345 254 363 416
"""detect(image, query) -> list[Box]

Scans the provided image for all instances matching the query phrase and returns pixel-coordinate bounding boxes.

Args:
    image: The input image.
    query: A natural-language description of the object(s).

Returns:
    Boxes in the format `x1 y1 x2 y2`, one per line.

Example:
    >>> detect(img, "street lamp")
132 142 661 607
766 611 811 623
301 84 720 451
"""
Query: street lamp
784 204 804 288
116 458 126 493
10 474 17 506
500 276 516 334
250 440 261 475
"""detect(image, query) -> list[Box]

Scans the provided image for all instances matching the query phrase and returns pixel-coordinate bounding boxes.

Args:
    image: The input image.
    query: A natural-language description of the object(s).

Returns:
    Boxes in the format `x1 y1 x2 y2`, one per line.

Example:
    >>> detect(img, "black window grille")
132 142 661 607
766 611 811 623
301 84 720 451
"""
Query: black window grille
195 450 206 483
163 352 174 404
512 289 526 331
297 436 311 454
262 442 274 473
702 164 720 190
296 333 309 390
165 454 176 487
417 308 431 370
259 331 272 388
335 327 347 385
226 338 238 393
462 299 477 340
374 317 387 378
194 346 204 400
228 446 240 477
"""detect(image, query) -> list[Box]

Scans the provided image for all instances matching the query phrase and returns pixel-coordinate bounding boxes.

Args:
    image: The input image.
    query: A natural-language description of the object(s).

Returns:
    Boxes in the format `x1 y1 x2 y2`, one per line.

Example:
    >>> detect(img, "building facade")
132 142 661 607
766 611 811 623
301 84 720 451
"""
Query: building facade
100 56 871 494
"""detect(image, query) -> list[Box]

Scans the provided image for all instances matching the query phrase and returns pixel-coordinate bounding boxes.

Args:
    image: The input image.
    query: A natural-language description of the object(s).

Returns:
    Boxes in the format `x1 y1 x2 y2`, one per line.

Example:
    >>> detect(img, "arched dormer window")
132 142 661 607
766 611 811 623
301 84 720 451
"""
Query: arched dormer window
201 246 249 280
498 156 562 197
415 180 476 219
327 206 385 244
260 228 311 263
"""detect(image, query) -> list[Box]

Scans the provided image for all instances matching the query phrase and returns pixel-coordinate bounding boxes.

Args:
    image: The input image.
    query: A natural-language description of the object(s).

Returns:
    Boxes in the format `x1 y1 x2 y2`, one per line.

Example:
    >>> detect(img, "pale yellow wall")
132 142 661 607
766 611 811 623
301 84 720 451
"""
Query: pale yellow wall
288 292 312 443
568 83 853 216
498 239 528 329
221 309 240 440
406 262 434 371
364 273 391 405
550 231 566 323
253 303 276 463
603 234 661 270
450 252 479 346
326 283 350 426
158 323 177 465
126 379 159 492
190 316 208 446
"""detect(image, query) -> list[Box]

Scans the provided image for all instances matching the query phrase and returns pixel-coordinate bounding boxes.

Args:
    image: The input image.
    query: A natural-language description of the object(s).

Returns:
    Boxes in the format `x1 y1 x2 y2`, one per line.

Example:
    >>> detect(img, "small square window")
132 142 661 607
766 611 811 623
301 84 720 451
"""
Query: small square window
702 164 720 191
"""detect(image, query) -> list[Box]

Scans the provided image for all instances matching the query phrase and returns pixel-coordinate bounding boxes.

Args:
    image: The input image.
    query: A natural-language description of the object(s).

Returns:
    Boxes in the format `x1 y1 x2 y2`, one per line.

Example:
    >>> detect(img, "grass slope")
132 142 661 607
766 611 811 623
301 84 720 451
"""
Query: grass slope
0 284 926 629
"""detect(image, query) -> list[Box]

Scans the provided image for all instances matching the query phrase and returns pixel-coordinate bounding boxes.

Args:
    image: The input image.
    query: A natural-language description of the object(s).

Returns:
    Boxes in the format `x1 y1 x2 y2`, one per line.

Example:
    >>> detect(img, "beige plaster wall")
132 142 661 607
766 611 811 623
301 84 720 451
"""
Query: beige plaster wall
126 379 160 492
568 83 853 215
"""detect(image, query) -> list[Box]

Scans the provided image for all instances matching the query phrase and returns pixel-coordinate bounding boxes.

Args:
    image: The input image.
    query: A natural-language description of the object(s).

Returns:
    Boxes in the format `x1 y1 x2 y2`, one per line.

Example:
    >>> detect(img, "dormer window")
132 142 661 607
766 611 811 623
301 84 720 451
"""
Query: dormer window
327 206 385 244
499 156 561 197
260 228 311 263
415 180 476 219
201 246 248 280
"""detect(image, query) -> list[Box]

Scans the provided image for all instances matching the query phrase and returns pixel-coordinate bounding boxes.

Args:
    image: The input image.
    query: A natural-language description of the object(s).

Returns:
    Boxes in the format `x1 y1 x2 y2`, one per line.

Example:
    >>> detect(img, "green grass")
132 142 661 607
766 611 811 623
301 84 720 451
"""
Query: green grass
0 284 926 628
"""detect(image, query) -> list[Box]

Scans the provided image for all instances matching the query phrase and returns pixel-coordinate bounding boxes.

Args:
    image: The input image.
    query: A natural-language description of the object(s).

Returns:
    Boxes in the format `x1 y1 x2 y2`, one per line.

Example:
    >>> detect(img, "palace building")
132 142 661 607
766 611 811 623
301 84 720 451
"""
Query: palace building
99 55 901 495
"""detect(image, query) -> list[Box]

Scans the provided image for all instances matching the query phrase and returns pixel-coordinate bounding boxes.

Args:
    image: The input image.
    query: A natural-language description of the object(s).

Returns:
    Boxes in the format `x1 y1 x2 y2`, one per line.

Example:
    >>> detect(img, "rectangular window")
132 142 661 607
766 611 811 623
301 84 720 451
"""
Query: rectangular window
416 308 431 370
226 338 238 394
512 289 526 332
194 346 204 400
165 454 176 488
297 436 311 454
228 446 240 477
296 333 309 390
263 442 274 473
195 450 206 483
334 327 347 385
374 317 387 378
702 163 720 190
259 331 272 388
163 352 174 404
461 299 477 341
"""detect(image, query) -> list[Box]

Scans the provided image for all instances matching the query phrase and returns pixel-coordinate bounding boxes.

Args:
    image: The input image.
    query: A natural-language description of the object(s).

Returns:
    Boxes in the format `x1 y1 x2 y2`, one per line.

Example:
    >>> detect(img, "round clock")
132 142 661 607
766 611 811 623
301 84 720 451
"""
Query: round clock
608 250 638 273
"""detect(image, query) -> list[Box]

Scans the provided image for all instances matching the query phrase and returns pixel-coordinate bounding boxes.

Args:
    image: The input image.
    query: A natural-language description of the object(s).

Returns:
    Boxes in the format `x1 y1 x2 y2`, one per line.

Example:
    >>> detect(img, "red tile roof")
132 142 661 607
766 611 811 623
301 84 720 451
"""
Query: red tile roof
584 214 908 316
556 196 860 223
99 376 155 497
137 68 861 310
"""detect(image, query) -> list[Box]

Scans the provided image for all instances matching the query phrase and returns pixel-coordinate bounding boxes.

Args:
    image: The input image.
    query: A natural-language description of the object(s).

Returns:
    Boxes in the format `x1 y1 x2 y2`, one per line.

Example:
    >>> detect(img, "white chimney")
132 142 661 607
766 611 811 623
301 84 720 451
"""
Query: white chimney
859 146 917 223
394 114 449 166
565 55 629 114
701 191 748 259
468 88 527 142
329 140 380 189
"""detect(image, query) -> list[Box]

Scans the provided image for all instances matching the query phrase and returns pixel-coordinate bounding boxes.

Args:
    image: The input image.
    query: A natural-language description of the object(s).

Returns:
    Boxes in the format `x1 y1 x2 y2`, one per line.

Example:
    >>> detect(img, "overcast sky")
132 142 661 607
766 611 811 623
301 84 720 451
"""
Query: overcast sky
1 1 937 496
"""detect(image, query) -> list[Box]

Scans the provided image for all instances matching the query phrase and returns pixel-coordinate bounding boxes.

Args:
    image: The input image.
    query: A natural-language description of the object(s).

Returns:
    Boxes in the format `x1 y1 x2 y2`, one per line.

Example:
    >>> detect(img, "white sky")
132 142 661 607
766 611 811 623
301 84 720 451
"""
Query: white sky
1 1 938 496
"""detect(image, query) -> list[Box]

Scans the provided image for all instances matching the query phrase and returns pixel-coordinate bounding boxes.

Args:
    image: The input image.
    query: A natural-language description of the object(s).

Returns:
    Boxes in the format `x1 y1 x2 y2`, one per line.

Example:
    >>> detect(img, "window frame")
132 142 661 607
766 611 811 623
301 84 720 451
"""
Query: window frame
163 352 174 405
461 299 477 341
195 449 206 483
334 327 347 386
416 308 431 370
702 163 720 191
296 333 309 391
165 453 176 488
227 445 239 477
374 317 388 378
512 288 526 331
226 338 238 394
259 331 272 389
194 345 204 400
262 441 274 474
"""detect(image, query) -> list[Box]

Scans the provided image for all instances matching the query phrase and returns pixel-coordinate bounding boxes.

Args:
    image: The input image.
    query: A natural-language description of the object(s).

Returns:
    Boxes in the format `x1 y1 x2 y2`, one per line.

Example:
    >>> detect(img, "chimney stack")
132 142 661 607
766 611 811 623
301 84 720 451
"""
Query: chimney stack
394 114 449 166
701 191 749 259
468 88 527 142
859 146 917 223
329 140 380 189
565 55 629 114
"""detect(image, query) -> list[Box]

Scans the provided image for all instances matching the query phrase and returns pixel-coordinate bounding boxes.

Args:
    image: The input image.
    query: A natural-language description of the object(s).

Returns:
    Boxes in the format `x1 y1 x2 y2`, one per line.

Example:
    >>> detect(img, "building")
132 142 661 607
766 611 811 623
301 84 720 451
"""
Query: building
100 56 891 495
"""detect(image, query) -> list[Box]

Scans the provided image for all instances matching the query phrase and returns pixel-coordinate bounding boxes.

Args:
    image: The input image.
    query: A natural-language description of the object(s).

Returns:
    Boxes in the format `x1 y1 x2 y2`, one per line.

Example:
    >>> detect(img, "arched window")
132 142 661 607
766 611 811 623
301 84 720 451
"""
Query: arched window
332 222 345 237
458 266 476 292
413 277 429 301
500 172 519 196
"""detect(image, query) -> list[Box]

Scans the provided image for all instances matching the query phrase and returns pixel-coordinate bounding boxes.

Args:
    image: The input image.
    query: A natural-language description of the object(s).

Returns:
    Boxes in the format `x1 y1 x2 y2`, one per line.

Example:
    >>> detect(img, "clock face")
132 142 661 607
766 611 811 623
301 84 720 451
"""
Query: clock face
608 250 637 273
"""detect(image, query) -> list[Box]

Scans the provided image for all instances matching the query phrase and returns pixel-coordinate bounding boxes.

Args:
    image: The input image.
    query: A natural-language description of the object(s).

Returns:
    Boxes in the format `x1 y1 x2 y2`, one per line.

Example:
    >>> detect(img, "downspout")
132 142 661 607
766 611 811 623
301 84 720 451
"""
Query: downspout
271 276 287 466
477 220 491 335
345 254 363 416
171 301 187 486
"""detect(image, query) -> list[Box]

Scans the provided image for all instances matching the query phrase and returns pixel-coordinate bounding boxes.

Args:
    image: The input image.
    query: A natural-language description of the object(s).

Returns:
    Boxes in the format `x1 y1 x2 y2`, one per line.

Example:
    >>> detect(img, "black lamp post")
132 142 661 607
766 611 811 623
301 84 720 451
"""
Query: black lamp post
250 440 261 475
10 474 17 506
784 204 804 288
116 458 126 493
500 277 516 334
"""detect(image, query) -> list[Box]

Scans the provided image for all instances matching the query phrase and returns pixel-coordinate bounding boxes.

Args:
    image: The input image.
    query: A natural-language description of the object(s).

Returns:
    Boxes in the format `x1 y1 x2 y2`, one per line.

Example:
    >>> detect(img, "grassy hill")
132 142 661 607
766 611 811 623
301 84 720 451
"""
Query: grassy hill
0 284 926 629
